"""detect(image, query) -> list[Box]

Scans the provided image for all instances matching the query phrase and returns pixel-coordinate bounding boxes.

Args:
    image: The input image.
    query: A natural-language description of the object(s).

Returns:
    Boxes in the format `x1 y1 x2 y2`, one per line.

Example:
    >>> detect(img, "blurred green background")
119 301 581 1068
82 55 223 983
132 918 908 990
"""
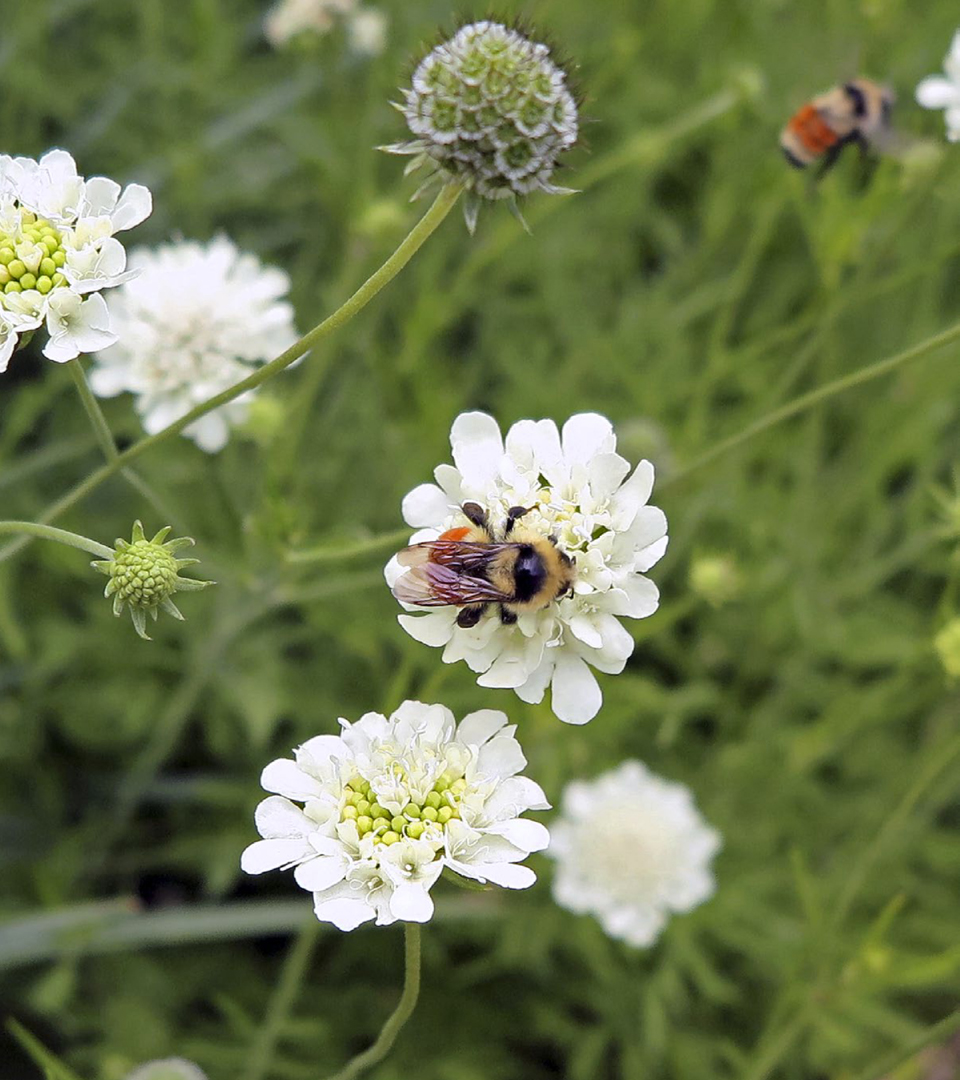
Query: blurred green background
3 0 960 1077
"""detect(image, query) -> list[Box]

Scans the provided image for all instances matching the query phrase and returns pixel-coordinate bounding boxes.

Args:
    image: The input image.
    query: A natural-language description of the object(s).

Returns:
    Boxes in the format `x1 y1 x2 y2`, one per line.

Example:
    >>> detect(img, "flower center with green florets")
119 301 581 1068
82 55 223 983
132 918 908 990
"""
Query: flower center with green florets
340 773 465 846
0 209 68 302
107 539 181 609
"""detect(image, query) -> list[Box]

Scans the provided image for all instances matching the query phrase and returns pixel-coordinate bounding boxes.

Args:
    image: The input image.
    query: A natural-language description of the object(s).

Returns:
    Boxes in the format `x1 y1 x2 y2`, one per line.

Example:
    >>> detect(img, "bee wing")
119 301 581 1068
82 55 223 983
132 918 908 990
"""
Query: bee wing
392 562 511 608
396 539 508 574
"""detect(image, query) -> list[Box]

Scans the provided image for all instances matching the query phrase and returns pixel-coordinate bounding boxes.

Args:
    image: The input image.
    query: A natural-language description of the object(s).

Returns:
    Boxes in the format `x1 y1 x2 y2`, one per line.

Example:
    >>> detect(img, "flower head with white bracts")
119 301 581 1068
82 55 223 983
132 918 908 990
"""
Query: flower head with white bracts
125 1061 208 1080
382 20 579 233
547 760 721 947
385 412 668 725
88 236 298 453
916 30 960 141
0 148 151 371
241 701 550 930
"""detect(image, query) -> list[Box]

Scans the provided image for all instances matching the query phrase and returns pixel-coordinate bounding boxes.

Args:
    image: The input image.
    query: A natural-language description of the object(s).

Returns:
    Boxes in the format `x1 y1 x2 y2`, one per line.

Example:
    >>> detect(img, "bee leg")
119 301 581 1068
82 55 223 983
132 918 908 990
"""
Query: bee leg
461 502 489 529
499 606 518 625
457 604 487 629
816 141 846 178
505 505 531 536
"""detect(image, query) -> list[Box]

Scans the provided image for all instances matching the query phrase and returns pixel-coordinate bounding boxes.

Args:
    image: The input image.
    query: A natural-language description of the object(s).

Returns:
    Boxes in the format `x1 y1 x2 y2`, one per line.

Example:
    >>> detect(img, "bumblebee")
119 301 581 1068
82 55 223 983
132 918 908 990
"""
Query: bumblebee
391 502 576 628
780 79 894 170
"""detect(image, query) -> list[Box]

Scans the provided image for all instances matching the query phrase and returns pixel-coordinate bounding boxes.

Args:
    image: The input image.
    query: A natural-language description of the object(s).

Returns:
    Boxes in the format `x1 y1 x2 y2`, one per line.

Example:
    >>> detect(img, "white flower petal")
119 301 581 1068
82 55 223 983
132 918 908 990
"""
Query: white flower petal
293 855 349 892
314 895 377 931
240 838 311 874
476 732 527 780
398 611 457 646
254 795 313 838
916 75 960 109
450 411 503 490
389 882 436 922
456 708 508 748
488 817 550 853
561 413 615 465
260 759 324 800
402 483 452 527
609 459 655 530
551 652 602 724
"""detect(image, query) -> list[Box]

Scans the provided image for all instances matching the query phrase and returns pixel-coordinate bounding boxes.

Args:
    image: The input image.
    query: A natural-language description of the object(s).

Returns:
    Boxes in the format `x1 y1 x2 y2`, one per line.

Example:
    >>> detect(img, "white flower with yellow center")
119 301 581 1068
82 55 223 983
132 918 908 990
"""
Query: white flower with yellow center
0 149 151 368
241 701 549 931
88 236 298 453
385 412 668 724
548 760 721 947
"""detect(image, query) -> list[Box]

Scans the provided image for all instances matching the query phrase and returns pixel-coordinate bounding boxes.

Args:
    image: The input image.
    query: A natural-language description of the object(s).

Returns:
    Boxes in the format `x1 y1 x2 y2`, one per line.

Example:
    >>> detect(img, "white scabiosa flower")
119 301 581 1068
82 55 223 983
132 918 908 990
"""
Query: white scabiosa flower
548 761 721 947
87 236 298 453
241 701 550 931
264 0 385 55
916 30 960 141
347 7 387 56
0 148 151 370
385 412 668 725
382 21 579 233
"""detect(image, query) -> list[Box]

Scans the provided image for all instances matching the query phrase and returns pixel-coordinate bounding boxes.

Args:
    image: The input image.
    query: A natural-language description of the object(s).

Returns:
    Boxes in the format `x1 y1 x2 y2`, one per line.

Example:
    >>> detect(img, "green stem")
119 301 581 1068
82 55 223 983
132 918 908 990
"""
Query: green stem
0 521 112 559
325 923 422 1080
0 182 464 565
851 1007 960 1080
285 527 413 564
67 357 119 461
243 917 321 1080
665 317 960 487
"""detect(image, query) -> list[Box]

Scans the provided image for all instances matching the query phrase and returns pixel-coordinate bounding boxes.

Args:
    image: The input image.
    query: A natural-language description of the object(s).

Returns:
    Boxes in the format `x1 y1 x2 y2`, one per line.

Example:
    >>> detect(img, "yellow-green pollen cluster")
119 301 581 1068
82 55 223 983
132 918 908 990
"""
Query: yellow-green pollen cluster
340 773 466 845
0 210 67 301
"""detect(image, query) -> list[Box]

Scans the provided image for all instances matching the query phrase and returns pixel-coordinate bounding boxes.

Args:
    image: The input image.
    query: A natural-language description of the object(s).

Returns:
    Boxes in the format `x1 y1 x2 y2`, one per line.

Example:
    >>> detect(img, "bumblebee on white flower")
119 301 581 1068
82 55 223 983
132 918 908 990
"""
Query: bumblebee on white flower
88 236 298 453
241 701 550 930
385 412 668 725
916 30 960 142
548 761 721 947
0 148 151 371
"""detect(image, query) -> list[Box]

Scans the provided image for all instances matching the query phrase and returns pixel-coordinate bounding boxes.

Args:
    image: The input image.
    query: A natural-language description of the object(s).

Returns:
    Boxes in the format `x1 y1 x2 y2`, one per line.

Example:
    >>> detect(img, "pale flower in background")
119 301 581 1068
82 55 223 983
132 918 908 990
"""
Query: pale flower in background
241 701 549 930
916 29 960 141
126 1060 208 1080
385 412 668 724
548 760 721 947
264 0 387 56
0 148 151 369
88 236 298 453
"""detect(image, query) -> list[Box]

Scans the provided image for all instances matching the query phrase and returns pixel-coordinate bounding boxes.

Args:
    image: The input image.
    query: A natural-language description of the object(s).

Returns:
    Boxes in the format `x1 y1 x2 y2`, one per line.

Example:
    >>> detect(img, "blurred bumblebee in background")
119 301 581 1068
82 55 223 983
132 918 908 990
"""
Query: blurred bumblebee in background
781 79 895 170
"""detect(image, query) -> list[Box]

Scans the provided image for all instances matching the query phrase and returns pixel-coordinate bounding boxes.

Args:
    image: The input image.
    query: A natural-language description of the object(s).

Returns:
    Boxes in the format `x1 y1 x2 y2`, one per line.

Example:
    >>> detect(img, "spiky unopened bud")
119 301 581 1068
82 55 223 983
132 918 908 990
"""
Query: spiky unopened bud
382 20 579 232
92 521 213 640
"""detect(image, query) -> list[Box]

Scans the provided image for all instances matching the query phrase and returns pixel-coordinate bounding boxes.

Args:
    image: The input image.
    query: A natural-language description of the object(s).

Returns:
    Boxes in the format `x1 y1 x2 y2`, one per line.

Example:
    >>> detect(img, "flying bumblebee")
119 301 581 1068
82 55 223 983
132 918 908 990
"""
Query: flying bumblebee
391 501 576 629
780 79 895 170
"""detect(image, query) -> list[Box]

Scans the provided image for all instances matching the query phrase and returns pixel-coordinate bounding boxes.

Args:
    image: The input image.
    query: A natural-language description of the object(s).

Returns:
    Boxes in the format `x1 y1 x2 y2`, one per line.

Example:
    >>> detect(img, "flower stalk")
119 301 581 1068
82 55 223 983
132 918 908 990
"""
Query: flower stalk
325 923 422 1080
0 181 464 564
0 520 112 558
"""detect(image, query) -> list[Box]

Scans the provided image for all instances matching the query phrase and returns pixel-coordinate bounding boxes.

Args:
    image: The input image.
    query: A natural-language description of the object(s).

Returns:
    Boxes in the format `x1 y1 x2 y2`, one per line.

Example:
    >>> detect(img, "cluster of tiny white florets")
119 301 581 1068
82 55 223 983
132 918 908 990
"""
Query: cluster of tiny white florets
0 149 151 371
88 236 298 453
383 21 579 231
241 702 550 930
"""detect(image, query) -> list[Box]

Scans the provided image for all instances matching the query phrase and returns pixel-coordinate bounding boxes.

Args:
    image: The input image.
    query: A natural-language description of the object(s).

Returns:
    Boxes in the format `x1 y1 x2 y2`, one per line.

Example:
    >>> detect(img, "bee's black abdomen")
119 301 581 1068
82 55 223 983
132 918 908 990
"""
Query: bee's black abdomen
512 546 547 602
499 606 518 625
781 145 807 168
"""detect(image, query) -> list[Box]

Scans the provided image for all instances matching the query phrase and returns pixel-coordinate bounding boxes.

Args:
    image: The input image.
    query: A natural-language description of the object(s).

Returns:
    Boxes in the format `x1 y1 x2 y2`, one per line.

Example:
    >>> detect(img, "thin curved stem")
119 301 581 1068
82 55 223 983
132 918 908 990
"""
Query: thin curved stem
665 317 960 488
285 528 412 565
325 923 422 1080
0 182 464 565
0 521 112 559
67 358 118 461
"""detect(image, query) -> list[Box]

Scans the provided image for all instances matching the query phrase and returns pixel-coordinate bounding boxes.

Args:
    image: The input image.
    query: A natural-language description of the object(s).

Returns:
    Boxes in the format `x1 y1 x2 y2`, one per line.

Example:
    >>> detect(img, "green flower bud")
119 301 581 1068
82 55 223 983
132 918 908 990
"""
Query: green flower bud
424 791 442 809
356 799 372 816
422 806 439 822
382 20 580 233
371 804 390 820
405 803 422 819
391 816 406 832
342 805 359 820
357 815 373 834
91 521 213 641
381 830 400 845
437 805 453 824
689 554 743 609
